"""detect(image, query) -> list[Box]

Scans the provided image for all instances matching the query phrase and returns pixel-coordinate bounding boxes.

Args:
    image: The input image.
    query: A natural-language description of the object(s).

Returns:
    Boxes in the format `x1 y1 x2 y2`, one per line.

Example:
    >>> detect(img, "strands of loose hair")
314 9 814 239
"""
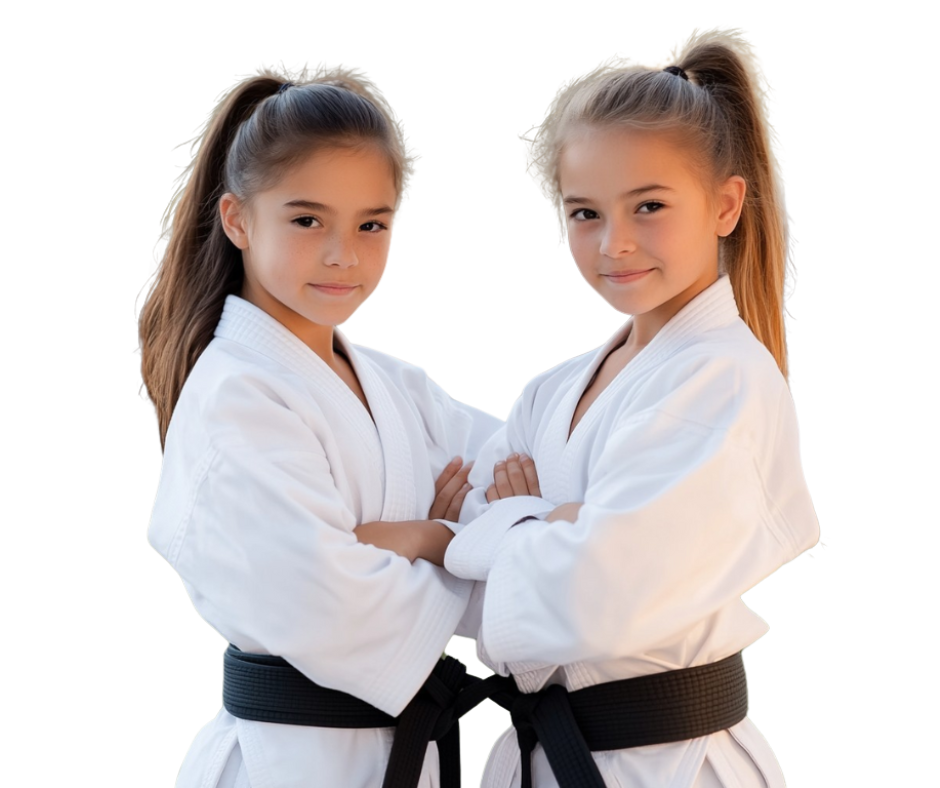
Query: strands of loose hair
529 30 790 378
139 67 411 448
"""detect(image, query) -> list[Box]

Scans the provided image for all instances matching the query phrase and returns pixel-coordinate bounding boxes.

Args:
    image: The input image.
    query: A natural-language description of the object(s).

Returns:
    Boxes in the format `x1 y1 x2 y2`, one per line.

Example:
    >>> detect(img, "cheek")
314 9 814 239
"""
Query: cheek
371 235 392 264
567 226 595 267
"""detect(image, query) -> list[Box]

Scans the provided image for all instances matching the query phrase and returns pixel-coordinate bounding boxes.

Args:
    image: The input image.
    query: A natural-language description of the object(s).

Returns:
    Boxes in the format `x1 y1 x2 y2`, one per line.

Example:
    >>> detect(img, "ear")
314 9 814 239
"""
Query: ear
219 193 250 250
716 175 747 237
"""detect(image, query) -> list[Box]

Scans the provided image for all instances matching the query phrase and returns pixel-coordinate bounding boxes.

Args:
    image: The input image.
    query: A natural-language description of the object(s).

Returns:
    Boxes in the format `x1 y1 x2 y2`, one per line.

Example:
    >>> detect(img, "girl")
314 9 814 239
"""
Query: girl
443 31 819 788
140 69 500 788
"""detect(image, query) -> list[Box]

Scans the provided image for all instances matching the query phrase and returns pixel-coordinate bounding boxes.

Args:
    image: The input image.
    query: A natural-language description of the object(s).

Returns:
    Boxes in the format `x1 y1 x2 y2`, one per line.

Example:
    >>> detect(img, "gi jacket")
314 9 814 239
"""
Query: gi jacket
446 276 819 788
150 296 500 788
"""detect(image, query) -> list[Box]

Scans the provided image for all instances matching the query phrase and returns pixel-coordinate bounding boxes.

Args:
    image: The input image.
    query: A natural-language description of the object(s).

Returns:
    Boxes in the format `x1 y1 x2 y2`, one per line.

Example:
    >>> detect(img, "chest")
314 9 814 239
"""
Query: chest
568 342 641 439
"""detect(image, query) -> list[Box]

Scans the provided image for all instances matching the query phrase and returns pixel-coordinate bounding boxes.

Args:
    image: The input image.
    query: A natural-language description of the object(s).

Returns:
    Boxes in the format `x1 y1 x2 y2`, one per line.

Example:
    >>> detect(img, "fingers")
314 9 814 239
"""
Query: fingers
444 482 472 521
493 460 513 499
492 453 538 500
506 455 530 496
486 484 498 503
434 457 463 496
520 455 541 498
429 460 473 520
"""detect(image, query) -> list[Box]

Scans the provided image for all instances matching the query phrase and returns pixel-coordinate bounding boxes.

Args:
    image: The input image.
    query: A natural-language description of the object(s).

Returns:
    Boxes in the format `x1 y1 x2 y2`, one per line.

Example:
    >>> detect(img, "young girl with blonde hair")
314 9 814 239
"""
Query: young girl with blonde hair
140 69 499 788
443 30 819 788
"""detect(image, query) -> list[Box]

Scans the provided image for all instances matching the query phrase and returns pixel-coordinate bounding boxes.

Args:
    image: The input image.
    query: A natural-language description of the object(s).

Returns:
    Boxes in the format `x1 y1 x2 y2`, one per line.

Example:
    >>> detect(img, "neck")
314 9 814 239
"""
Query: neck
294 322 338 366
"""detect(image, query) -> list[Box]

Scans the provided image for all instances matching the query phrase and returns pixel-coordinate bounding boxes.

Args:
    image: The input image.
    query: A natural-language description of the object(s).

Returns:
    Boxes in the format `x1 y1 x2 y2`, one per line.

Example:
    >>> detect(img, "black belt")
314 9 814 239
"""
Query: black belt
488 651 749 788
223 645 747 788
223 645 503 788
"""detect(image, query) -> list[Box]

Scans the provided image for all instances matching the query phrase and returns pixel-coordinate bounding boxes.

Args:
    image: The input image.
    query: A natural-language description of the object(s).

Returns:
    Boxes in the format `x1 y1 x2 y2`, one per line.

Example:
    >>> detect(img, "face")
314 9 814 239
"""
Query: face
220 144 398 350
558 126 745 335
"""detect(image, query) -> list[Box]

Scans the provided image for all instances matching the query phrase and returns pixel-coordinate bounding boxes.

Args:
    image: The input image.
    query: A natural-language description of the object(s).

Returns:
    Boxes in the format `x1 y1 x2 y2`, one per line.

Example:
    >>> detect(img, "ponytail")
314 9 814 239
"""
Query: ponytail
139 69 410 448
140 76 276 448
677 32 788 378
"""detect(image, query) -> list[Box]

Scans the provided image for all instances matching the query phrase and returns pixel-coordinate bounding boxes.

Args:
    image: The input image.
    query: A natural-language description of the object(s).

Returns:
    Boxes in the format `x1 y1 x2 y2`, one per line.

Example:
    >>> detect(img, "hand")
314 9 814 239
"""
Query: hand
429 457 473 521
545 502 583 523
486 453 541 503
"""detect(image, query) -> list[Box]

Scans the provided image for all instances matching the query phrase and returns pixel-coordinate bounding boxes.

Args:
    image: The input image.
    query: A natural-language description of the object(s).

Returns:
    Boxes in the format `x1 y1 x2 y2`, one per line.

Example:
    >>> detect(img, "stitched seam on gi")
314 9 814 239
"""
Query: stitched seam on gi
167 445 217 568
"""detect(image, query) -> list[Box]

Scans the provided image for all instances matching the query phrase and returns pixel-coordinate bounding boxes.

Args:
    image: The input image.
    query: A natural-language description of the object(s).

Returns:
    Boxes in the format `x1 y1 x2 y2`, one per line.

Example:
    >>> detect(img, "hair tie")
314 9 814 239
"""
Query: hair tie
277 81 295 94
663 66 689 81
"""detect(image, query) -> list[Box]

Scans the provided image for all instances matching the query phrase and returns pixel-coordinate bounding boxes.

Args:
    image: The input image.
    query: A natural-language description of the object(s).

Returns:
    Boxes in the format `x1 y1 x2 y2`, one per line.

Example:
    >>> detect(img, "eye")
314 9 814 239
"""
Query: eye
637 201 665 214
292 216 321 228
569 208 599 221
359 220 388 233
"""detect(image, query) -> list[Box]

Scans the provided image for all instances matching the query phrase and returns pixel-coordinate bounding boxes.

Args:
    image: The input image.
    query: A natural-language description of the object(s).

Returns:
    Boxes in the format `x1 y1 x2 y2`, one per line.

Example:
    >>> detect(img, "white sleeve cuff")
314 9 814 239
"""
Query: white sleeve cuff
444 496 554 580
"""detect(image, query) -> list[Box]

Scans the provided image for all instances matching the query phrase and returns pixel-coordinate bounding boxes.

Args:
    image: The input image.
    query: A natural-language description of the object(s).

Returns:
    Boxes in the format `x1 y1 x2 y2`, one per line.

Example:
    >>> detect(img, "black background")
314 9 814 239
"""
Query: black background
136 23 838 786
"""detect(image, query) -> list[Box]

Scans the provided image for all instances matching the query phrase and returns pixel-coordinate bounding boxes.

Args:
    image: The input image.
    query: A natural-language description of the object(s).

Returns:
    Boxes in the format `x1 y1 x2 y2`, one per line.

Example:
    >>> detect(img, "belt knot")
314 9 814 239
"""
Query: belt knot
509 689 542 753
423 660 464 741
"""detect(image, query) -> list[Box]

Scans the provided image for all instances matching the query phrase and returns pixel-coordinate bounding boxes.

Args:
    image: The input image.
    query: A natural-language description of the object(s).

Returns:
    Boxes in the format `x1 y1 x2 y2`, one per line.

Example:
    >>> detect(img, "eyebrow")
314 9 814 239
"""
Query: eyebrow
283 199 395 217
563 185 674 205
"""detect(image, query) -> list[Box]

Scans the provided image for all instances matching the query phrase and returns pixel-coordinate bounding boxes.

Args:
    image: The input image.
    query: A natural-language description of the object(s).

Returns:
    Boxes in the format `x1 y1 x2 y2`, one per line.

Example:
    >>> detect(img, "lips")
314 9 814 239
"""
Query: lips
309 283 358 294
603 268 653 283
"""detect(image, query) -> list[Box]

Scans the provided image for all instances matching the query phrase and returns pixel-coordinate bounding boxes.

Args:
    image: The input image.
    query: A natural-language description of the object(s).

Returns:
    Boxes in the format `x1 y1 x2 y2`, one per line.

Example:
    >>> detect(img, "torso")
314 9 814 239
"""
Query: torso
151 295 501 788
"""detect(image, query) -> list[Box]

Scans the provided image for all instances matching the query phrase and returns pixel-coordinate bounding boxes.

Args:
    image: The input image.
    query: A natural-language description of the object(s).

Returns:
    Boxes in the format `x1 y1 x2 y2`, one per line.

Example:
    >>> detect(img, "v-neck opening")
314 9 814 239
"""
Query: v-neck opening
332 337 376 426
327 334 378 430
565 321 635 447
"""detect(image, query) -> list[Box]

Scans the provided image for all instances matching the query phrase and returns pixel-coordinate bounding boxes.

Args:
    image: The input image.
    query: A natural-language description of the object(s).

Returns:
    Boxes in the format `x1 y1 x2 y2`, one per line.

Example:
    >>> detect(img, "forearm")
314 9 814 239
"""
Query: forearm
417 520 456 566
355 519 455 566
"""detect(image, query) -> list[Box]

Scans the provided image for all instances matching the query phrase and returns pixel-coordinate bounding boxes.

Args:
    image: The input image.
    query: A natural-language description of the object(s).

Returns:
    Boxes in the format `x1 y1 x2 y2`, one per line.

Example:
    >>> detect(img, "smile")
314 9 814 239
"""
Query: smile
309 283 359 296
602 269 653 283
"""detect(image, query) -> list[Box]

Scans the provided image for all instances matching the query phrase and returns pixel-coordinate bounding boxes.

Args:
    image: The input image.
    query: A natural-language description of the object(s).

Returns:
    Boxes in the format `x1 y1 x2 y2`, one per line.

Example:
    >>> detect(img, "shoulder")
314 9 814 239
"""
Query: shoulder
170 338 324 455
630 320 789 443
671 319 783 391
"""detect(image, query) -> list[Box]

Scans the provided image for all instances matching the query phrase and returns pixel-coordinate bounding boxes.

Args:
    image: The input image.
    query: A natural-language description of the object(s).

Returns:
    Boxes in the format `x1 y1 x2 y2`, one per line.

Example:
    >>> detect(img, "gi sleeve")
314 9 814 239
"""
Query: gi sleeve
478 369 819 665
149 375 470 717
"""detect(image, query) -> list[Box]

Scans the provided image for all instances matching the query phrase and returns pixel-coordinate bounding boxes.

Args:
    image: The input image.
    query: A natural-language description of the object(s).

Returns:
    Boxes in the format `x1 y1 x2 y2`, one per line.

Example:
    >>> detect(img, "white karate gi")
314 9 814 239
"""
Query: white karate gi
445 277 819 788
149 295 501 788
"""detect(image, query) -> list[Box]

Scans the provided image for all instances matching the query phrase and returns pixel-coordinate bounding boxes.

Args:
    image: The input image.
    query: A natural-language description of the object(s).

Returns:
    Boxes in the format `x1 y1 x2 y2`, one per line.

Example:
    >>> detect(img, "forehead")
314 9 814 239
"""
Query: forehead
558 126 702 195
265 143 398 202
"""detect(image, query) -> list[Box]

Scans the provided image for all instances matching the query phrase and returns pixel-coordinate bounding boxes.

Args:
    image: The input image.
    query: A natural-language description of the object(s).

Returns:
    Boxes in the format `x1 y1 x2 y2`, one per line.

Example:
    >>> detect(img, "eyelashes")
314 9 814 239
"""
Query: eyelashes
290 217 389 232
568 202 666 221
292 216 320 228
569 208 599 221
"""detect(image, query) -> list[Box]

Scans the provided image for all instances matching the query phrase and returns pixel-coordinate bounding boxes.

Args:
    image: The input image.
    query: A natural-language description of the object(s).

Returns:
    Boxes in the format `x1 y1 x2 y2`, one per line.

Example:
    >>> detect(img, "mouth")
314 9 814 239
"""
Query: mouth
602 269 653 283
309 283 359 296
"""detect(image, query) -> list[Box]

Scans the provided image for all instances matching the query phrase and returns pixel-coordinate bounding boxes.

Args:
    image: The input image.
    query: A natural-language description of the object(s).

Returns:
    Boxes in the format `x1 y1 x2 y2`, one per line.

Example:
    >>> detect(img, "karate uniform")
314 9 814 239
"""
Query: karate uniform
149 295 501 788
445 277 819 788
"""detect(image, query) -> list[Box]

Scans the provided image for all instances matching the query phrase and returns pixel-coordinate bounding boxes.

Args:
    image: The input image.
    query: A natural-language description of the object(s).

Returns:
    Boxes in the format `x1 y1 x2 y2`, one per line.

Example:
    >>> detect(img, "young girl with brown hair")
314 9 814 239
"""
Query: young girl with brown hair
140 69 499 788
443 31 819 788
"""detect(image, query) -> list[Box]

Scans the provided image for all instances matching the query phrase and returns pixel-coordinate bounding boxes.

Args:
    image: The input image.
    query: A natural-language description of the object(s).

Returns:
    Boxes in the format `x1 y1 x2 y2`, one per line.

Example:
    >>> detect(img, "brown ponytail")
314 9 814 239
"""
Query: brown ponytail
139 68 411 447
529 30 789 377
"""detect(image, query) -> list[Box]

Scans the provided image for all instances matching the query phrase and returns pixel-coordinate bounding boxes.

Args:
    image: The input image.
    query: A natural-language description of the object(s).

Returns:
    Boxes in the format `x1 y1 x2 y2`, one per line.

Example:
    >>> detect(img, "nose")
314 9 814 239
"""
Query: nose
599 219 636 259
325 231 358 269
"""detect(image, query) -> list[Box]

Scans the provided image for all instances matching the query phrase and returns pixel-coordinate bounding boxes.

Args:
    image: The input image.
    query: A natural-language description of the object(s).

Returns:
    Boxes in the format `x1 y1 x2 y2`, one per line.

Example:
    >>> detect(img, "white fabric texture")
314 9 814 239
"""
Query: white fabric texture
446 276 818 788
149 295 501 788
